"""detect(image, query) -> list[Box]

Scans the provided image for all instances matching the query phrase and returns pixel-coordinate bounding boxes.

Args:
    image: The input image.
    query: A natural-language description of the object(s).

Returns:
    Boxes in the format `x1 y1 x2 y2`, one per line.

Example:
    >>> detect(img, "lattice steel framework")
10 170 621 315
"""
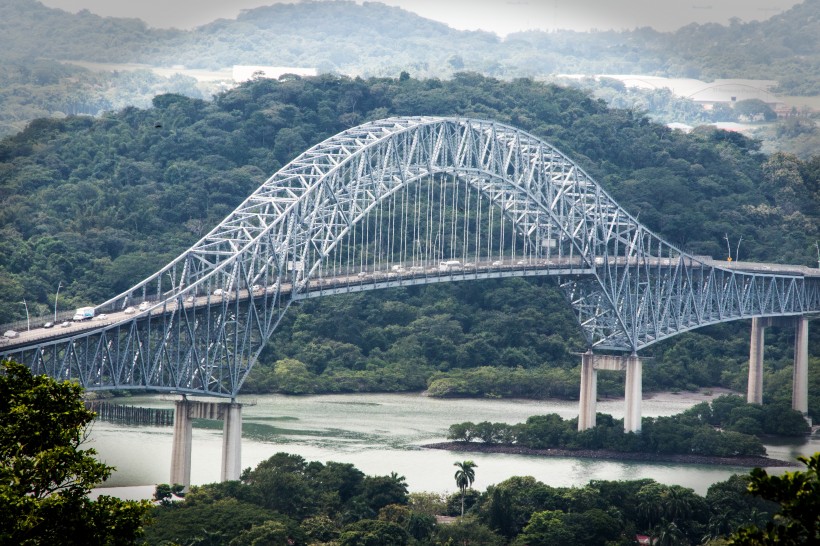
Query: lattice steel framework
3 117 819 397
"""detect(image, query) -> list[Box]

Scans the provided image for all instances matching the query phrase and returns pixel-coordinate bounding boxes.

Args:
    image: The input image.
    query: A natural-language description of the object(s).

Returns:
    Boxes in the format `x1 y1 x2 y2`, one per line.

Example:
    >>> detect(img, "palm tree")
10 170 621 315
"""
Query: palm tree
453 460 477 517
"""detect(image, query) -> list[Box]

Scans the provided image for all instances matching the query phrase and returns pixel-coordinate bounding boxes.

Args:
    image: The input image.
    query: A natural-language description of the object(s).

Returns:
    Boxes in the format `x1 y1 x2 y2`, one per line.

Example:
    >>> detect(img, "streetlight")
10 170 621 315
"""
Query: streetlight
21 299 29 331
54 281 62 323
735 235 743 263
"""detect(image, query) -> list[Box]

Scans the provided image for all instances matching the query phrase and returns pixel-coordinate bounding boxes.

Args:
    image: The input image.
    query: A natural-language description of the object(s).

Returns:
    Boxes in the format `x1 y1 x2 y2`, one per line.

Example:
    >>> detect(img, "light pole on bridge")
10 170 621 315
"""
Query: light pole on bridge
54 281 62 323
21 299 29 331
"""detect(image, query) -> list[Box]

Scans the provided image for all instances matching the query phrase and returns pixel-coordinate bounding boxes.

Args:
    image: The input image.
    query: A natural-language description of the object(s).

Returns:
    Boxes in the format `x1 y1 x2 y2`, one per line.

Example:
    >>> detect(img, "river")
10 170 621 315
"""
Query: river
88 391 819 500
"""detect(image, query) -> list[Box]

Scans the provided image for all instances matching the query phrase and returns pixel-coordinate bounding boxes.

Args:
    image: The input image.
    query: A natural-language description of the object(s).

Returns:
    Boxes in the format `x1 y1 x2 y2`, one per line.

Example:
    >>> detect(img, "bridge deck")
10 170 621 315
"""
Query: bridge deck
2 256 817 353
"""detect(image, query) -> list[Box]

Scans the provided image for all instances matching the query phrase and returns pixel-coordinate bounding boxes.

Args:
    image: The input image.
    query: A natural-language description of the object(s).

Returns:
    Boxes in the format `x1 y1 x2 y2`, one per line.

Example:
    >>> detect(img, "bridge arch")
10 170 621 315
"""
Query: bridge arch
2 117 818 397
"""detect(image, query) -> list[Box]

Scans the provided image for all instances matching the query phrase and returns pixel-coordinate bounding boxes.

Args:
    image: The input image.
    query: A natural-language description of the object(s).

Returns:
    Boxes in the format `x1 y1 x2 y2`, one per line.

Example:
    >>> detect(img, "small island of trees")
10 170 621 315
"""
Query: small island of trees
442 395 809 462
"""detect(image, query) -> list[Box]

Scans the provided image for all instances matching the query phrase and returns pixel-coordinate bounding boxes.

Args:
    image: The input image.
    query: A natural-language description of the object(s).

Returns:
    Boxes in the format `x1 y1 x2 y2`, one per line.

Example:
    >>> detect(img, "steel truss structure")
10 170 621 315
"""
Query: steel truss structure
3 117 819 397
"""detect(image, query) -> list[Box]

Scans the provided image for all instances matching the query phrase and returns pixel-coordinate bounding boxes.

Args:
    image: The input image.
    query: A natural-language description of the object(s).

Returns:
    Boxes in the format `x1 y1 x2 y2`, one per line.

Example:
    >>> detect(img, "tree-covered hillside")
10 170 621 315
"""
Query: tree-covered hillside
1 74 818 413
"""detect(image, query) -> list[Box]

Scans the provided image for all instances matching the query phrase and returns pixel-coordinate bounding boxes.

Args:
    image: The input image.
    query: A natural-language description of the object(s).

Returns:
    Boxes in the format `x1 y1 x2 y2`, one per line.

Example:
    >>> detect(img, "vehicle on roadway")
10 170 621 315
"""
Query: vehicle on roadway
138 301 150 311
3 330 18 339
72 307 95 321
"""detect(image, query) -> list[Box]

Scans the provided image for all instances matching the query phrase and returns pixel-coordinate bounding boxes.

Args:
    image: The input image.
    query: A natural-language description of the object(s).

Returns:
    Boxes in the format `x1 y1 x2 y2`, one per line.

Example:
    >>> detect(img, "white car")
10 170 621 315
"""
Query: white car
213 289 224 296
3 330 19 339
138 301 150 311
59 321 71 328
96 314 108 320
124 307 136 315
43 322 54 328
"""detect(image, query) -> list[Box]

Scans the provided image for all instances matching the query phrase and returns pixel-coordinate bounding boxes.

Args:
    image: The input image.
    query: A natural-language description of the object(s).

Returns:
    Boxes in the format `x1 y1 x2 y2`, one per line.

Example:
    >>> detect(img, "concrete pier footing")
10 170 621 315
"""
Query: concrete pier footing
169 399 243 489
578 351 642 433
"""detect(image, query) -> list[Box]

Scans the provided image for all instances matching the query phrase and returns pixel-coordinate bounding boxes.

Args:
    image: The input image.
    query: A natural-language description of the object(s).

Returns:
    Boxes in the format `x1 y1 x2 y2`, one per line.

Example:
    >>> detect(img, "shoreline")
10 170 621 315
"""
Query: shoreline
424 441 800 468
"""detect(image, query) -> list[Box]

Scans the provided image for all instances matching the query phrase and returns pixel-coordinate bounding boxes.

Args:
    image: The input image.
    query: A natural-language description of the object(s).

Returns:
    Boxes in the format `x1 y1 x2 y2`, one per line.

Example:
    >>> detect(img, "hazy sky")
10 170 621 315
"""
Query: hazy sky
39 0 803 35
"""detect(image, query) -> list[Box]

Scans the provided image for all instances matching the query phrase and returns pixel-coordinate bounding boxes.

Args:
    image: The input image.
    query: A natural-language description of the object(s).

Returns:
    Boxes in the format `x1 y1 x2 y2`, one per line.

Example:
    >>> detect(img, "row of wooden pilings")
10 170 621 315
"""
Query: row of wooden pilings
85 400 175 427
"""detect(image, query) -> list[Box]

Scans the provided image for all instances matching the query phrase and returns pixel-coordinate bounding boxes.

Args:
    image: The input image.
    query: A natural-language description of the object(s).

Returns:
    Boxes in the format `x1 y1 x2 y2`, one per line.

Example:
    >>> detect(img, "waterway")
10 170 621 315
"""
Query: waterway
88 391 819 499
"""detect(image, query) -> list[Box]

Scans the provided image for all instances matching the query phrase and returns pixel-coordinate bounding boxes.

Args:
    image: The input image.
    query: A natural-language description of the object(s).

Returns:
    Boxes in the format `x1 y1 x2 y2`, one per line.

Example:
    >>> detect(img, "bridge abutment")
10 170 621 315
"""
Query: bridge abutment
578 351 642 433
170 399 243 489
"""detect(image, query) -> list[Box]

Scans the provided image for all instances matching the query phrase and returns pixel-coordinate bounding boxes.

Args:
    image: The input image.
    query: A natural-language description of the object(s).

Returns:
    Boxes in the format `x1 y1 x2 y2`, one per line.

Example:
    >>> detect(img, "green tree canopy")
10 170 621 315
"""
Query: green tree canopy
729 453 820 545
0 359 149 545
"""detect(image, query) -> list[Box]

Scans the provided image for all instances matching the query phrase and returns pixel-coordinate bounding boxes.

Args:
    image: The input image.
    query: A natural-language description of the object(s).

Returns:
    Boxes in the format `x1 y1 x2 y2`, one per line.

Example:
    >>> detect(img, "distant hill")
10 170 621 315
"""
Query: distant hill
4 0 820 86
0 0 177 62
2 0 820 137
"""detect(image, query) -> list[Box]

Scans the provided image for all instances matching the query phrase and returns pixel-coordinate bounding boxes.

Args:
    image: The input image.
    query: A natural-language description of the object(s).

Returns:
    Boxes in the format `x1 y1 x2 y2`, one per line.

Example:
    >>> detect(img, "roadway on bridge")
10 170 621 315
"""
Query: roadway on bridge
2 254 816 353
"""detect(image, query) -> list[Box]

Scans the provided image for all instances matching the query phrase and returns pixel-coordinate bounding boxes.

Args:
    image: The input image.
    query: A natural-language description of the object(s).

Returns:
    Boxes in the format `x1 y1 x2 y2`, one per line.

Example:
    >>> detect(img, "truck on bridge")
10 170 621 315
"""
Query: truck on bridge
72 306 95 321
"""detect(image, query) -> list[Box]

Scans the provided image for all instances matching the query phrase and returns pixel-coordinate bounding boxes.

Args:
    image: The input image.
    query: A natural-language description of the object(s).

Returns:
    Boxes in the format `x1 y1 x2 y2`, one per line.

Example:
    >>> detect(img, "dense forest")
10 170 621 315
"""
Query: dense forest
141 450 803 545
0 74 818 417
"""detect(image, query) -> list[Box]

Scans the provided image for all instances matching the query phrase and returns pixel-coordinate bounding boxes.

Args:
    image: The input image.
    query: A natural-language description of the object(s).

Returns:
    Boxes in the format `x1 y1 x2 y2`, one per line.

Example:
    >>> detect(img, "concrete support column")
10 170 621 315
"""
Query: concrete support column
792 317 809 416
624 354 642 433
747 317 767 404
578 352 643 433
170 399 192 489
221 403 243 482
578 351 597 431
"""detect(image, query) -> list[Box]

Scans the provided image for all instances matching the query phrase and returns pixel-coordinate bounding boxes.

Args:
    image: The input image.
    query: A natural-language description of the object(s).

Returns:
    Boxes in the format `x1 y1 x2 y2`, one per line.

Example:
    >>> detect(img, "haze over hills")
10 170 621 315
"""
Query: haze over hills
3 0 820 82
2 0 820 141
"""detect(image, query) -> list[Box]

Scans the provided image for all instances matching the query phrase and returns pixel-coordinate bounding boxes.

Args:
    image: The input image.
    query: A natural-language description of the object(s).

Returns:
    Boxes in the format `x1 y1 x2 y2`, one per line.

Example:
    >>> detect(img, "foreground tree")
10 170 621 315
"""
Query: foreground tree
729 453 820 545
454 460 478 517
0 359 150 545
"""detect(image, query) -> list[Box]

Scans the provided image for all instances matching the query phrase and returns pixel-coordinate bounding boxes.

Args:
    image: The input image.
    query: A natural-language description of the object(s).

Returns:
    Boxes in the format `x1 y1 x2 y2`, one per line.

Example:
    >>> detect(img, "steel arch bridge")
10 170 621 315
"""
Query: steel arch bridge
3 116 819 398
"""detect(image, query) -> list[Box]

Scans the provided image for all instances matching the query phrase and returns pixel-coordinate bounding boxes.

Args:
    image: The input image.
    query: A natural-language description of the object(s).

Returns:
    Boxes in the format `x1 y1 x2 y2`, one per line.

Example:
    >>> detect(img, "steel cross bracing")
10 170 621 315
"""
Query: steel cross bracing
3 117 819 397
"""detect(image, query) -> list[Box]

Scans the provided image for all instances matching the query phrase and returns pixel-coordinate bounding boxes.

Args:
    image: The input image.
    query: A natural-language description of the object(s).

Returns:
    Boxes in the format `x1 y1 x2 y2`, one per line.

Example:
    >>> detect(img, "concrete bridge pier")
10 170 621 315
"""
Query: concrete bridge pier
170 399 243 489
748 316 810 416
747 317 770 404
578 351 643 433
793 316 809 417
221 402 243 482
170 398 193 488
578 351 598 430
